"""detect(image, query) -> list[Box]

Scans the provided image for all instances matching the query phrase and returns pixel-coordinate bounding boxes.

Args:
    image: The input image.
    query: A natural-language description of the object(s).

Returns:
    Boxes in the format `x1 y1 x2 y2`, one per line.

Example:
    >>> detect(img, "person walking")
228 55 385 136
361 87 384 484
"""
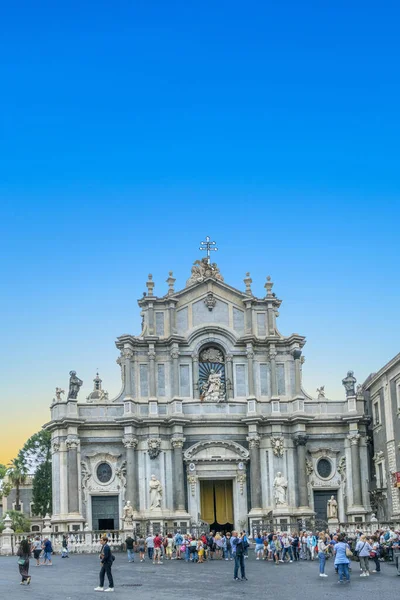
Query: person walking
232 531 247 581
42 537 53 566
94 535 114 592
61 535 69 558
254 532 264 560
31 536 42 567
145 534 154 562
17 539 31 585
334 534 351 584
291 532 300 561
356 535 371 577
137 535 146 562
125 534 135 563
317 532 328 577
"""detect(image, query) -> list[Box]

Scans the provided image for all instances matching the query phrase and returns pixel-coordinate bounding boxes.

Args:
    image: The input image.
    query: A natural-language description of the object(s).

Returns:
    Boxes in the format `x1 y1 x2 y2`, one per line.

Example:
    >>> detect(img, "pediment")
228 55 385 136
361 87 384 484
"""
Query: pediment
184 440 249 463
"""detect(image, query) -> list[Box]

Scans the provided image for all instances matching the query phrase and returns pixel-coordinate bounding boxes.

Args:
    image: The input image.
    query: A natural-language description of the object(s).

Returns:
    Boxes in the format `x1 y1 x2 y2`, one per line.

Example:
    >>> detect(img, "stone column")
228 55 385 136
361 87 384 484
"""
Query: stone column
66 438 80 514
294 435 309 508
246 345 255 397
245 300 253 335
348 434 362 506
247 435 262 510
172 437 186 511
123 436 138 511
168 302 176 335
226 354 234 400
192 353 200 399
122 348 133 396
269 348 278 396
171 347 180 397
292 349 302 396
148 301 155 335
148 345 156 398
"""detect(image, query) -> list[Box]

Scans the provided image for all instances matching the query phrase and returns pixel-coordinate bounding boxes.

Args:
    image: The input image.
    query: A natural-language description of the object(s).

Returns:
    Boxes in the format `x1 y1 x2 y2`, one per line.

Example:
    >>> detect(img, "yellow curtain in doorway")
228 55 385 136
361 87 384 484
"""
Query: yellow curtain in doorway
215 480 233 525
200 480 215 524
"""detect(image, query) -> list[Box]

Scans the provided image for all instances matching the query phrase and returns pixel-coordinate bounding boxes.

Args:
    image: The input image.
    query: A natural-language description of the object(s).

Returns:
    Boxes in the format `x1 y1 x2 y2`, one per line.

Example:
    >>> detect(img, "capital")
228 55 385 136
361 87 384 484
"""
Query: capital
246 435 260 449
122 436 138 449
148 350 156 360
225 354 233 363
122 348 134 360
269 349 277 360
294 434 308 447
66 438 80 451
348 433 361 446
171 436 185 449
170 349 180 360
51 442 60 455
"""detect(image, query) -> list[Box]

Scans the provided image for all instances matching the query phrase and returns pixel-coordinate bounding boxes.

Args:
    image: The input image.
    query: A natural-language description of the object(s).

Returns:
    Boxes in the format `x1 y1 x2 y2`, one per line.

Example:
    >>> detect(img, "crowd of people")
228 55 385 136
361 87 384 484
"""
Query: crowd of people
14 526 400 590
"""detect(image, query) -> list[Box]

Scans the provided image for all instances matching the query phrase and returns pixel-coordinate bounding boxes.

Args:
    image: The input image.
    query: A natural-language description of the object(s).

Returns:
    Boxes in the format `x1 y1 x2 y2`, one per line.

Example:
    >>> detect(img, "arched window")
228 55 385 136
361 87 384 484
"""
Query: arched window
199 347 226 402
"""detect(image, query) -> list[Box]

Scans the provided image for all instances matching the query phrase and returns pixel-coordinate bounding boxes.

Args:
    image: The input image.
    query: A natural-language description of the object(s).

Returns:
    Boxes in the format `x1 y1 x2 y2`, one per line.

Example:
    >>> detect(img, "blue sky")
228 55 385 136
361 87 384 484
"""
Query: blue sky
1 1 399 462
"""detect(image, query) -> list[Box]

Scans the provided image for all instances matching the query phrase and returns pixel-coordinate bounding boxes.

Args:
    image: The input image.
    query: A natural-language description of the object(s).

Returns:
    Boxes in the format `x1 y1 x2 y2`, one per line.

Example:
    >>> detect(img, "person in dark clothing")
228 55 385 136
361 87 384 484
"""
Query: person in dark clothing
232 531 247 581
125 535 135 563
94 535 114 592
17 539 31 585
291 533 300 561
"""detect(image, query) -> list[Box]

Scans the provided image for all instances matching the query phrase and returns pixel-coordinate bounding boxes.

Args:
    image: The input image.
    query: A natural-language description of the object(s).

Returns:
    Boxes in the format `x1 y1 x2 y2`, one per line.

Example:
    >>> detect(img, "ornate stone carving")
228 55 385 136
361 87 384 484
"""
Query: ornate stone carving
273 471 288 506
246 346 255 360
187 474 197 496
122 437 138 449
66 438 79 450
270 436 285 457
337 456 346 477
55 387 65 402
204 292 216 311
244 272 252 295
68 371 83 399
305 458 314 475
316 386 325 399
373 450 384 462
269 349 277 360
184 440 249 462
146 274 155 296
171 437 185 449
122 348 134 360
149 474 162 509
356 384 364 398
51 442 60 454
348 433 361 446
123 500 134 527
237 472 247 494
225 354 233 363
166 271 175 295
170 348 180 360
200 348 224 363
148 350 156 360
200 369 226 403
147 437 162 459
342 370 356 397
247 435 260 450
186 257 224 287
294 434 308 447
327 495 338 519
115 461 127 489
81 461 91 494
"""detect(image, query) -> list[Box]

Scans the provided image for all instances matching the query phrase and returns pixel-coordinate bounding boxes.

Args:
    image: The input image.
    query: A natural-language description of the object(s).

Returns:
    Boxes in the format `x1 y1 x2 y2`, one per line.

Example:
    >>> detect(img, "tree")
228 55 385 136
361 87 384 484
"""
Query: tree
0 463 11 499
19 429 52 518
6 458 27 511
0 509 31 533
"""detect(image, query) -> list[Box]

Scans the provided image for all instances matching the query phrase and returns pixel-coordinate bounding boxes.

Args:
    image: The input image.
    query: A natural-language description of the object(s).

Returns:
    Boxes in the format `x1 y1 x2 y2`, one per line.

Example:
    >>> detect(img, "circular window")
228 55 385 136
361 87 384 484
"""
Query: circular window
96 463 112 483
317 458 332 479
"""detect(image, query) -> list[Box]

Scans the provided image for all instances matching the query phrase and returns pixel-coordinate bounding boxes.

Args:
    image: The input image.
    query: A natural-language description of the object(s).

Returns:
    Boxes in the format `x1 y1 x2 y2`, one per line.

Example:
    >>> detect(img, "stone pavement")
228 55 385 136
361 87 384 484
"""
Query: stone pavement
1 554 399 600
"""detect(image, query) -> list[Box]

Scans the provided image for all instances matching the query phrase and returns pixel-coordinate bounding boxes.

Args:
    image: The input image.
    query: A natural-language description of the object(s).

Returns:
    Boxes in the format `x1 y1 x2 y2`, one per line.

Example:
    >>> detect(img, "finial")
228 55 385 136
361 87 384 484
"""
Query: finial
264 275 273 297
244 272 252 295
166 271 176 295
199 236 218 265
146 274 155 296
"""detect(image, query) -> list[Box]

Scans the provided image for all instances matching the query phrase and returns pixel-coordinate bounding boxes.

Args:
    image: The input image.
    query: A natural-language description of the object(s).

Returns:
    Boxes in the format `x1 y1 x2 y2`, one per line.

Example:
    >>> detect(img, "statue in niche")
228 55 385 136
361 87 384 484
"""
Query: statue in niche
327 495 338 519
149 475 163 510
200 369 225 402
123 500 134 527
273 472 288 506
68 371 83 399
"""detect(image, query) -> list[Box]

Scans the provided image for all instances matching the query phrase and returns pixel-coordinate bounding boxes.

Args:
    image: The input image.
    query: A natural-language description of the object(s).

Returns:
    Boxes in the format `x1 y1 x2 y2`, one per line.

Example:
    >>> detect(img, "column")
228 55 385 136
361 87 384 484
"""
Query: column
51 440 61 517
122 348 133 396
148 345 156 398
292 349 302 396
246 345 255 397
123 436 138 511
171 346 180 397
245 300 253 334
148 302 155 335
294 435 309 508
226 354 234 400
247 435 262 510
168 302 176 335
172 437 186 511
348 434 362 506
66 438 80 514
192 353 200 399
269 348 278 396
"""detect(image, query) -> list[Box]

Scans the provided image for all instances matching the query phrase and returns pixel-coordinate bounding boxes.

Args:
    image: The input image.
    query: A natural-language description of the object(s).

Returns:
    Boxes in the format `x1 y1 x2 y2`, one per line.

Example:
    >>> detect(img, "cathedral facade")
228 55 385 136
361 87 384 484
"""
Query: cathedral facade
46 254 372 533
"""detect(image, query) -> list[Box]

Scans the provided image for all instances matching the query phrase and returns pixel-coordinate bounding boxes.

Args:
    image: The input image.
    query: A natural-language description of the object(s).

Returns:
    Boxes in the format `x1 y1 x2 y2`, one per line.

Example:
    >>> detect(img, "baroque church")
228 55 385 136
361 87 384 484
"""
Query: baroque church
46 243 372 533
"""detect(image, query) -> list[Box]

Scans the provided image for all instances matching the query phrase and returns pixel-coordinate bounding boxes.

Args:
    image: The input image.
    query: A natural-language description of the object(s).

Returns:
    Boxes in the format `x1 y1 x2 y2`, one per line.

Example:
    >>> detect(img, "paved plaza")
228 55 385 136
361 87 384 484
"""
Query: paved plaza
1 554 399 599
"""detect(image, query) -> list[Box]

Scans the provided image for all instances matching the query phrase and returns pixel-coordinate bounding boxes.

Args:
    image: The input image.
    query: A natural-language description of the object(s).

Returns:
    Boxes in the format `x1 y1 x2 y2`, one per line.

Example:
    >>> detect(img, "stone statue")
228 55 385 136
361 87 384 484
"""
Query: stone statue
273 472 288 505
200 369 225 402
342 370 356 397
55 387 65 401
149 475 162 510
186 258 224 287
316 386 325 399
68 371 83 399
370 513 378 523
123 500 134 527
327 495 338 519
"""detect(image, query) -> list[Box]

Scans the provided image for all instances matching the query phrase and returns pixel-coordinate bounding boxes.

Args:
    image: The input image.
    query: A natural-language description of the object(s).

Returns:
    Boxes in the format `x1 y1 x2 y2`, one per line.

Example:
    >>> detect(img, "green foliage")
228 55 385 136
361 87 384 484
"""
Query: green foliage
0 463 11 499
6 457 28 510
32 460 52 517
19 429 52 471
0 509 31 533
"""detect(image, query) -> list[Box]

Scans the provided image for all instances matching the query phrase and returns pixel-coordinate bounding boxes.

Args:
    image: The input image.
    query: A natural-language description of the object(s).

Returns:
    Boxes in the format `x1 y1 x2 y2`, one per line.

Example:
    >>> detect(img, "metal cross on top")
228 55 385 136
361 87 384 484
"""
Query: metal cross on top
199 236 218 264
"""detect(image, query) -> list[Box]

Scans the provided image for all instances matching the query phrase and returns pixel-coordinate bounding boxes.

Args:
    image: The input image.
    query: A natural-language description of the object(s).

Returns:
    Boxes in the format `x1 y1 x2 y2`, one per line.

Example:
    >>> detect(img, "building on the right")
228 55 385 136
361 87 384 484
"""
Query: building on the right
362 352 400 521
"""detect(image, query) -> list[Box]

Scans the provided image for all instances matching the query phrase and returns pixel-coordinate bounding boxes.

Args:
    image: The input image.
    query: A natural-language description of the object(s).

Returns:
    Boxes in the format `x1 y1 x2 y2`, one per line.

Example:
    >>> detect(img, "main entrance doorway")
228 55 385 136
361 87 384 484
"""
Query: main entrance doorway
313 490 337 528
92 496 119 531
200 480 234 532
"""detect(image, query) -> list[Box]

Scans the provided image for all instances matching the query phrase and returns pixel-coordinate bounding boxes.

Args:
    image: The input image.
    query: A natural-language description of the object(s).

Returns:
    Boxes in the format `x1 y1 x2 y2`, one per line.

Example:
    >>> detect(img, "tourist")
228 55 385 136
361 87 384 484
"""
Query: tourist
291 531 300 561
334 534 351 584
146 533 154 561
42 537 53 566
174 531 183 560
242 530 249 558
269 535 280 565
165 533 174 559
153 533 163 564
94 535 114 592
225 532 233 560
308 532 317 560
317 532 328 577
125 534 135 563
301 532 308 560
369 535 381 573
31 536 42 567
215 532 224 559
232 531 247 581
183 534 191 561
17 539 31 585
189 535 198 562
207 532 215 559
356 534 371 577
254 532 264 560
197 539 205 562
281 533 294 563
61 535 69 558
137 535 146 562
